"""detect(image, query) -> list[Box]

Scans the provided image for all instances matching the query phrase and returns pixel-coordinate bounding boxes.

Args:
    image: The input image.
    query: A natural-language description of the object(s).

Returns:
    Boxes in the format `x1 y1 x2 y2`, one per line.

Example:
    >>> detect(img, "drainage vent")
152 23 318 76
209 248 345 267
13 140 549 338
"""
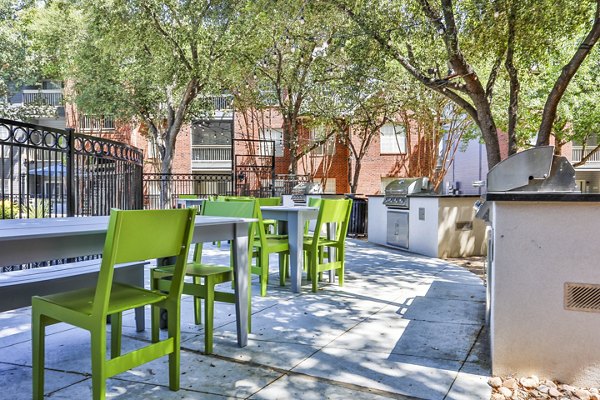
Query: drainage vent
565 283 600 312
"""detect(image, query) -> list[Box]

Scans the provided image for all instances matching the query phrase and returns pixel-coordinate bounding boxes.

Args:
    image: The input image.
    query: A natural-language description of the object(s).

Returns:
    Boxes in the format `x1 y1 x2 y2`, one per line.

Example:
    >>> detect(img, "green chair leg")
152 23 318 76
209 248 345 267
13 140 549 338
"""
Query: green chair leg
110 312 122 358
260 256 269 297
150 304 161 343
193 276 202 325
32 310 45 400
167 304 181 391
204 277 215 354
91 327 107 400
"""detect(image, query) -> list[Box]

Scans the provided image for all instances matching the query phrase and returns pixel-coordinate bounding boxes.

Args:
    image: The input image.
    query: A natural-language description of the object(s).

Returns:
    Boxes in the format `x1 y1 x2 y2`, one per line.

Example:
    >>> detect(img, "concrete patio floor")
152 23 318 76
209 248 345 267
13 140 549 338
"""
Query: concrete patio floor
0 239 491 399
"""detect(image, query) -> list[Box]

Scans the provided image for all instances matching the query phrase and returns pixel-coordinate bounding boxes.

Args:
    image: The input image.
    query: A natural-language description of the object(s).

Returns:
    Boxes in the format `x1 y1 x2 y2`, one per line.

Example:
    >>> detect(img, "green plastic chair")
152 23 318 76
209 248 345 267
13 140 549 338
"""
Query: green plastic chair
151 200 255 354
252 200 289 296
258 197 282 235
303 198 353 293
32 208 196 400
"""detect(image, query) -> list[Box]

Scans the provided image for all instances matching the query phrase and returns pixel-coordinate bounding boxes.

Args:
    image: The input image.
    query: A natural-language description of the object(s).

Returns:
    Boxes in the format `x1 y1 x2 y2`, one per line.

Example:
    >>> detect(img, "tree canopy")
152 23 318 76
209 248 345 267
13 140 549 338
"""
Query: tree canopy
331 0 600 167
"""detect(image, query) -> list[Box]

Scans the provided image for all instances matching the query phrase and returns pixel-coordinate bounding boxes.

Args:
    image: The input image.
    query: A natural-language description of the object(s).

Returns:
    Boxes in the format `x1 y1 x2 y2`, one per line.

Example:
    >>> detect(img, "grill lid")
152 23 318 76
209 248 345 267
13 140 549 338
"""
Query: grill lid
384 177 431 196
486 146 576 192
292 182 323 195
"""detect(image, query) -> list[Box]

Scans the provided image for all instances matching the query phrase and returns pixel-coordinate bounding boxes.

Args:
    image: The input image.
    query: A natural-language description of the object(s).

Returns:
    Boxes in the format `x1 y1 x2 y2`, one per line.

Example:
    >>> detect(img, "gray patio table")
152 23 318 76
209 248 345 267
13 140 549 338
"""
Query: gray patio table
0 215 253 347
260 205 319 293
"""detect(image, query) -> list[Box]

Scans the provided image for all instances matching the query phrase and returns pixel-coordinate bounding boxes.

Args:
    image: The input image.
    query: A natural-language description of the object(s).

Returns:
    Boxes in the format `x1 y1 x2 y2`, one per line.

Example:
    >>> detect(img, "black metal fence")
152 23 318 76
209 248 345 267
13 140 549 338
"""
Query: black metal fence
142 172 309 208
0 118 143 219
143 173 234 209
233 139 275 197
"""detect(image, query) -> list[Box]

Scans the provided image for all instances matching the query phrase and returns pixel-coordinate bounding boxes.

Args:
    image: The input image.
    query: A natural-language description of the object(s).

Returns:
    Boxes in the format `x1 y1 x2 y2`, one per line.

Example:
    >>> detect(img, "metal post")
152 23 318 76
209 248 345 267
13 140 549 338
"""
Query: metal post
271 140 276 197
66 128 75 217
231 111 236 195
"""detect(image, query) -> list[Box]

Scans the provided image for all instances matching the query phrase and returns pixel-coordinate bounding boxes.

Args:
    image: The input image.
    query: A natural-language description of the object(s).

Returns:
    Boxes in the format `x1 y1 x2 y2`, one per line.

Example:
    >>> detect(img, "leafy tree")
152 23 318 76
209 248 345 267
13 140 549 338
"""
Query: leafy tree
42 0 250 207
229 0 347 174
0 0 56 120
330 0 600 168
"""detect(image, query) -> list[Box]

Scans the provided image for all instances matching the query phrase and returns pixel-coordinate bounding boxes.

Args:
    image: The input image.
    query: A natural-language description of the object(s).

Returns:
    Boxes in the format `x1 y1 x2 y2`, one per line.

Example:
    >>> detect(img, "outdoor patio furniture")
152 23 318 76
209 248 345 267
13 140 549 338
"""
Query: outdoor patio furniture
260 205 320 293
151 200 256 354
253 201 290 296
257 197 282 234
303 199 352 292
31 208 196 400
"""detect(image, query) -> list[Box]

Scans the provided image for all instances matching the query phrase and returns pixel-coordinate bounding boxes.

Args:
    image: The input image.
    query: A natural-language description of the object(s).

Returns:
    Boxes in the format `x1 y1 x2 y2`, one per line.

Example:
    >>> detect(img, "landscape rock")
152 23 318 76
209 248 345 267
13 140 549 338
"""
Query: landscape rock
503 378 518 390
488 376 503 388
489 375 600 400
548 387 561 397
575 389 592 400
498 387 512 398
538 385 550 394
520 376 540 388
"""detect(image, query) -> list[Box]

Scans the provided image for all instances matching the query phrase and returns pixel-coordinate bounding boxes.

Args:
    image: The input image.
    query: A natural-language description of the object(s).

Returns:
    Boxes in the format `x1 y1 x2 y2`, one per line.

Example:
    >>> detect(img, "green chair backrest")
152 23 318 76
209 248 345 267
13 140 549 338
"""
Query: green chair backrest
94 208 196 317
178 194 198 199
223 196 255 202
310 199 353 243
194 200 256 263
257 197 281 207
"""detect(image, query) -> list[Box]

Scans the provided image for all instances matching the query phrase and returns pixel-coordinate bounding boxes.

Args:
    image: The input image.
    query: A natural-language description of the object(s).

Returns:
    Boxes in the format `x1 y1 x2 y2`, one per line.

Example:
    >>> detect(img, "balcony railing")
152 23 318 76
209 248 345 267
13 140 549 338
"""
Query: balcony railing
572 146 600 164
79 115 116 132
22 89 63 106
192 145 232 161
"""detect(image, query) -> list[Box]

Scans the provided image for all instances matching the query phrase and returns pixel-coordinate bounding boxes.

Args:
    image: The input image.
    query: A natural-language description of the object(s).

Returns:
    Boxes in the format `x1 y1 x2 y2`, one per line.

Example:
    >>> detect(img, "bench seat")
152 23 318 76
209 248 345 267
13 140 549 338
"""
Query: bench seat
0 259 147 330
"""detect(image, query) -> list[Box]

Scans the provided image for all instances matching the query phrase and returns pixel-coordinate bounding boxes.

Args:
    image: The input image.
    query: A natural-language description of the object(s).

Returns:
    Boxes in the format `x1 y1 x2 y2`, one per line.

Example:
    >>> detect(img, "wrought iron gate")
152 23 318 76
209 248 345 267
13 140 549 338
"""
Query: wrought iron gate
233 139 275 197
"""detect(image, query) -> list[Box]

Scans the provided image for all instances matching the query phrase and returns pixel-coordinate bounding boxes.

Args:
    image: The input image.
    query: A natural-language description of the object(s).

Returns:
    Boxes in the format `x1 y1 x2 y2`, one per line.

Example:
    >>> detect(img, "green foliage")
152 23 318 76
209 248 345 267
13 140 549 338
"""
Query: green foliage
334 0 599 162
22 199 50 219
0 199 19 219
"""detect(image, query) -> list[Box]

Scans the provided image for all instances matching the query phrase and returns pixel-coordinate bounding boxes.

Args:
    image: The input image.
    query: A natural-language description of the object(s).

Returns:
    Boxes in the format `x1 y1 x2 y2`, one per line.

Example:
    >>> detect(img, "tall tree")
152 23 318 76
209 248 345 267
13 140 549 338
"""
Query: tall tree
0 0 56 120
61 0 247 207
331 0 600 168
230 0 346 174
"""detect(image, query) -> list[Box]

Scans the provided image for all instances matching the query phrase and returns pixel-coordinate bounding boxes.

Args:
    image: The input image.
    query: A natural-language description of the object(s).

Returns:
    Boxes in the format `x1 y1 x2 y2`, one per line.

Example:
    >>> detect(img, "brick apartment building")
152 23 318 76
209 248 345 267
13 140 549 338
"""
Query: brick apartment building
17 85 597 197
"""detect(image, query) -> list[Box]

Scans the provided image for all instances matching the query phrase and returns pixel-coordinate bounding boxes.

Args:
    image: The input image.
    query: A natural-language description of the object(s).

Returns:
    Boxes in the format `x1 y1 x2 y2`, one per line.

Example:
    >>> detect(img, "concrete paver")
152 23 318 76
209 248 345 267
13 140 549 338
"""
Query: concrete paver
0 239 491 399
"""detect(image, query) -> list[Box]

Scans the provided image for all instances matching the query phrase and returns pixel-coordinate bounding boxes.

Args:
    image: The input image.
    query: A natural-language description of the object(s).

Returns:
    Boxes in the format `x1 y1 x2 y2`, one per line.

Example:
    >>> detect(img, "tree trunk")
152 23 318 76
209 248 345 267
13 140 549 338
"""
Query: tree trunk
505 0 519 156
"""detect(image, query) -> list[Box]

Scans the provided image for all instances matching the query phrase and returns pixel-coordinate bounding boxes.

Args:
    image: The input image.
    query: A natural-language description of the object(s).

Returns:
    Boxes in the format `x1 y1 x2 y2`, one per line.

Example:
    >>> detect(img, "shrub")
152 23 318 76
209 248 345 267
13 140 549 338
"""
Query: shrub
1 199 20 219
23 199 50 219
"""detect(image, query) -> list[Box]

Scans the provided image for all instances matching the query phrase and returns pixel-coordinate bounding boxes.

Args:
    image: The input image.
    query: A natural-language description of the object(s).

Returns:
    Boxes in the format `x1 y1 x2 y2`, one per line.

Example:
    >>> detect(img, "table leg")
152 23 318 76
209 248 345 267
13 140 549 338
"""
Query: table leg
328 222 336 283
232 223 249 347
289 213 303 293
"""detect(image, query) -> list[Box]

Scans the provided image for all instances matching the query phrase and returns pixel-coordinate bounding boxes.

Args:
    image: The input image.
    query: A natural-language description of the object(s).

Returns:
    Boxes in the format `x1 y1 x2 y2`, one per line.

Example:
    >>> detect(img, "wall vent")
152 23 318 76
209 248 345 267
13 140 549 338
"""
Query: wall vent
565 283 600 312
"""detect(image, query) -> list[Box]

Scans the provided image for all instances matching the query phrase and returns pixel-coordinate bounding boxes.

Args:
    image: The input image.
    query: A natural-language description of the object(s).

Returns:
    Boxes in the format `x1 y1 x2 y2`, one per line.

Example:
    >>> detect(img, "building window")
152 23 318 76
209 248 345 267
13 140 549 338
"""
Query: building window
311 126 335 156
323 178 336 193
380 123 406 154
260 128 284 157
191 120 232 146
147 138 158 159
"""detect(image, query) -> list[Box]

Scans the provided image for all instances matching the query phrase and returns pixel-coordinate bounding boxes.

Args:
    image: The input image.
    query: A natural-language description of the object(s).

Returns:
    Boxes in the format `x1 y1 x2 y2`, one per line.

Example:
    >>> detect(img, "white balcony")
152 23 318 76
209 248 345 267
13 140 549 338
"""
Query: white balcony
21 89 63 106
191 145 232 171
571 146 600 169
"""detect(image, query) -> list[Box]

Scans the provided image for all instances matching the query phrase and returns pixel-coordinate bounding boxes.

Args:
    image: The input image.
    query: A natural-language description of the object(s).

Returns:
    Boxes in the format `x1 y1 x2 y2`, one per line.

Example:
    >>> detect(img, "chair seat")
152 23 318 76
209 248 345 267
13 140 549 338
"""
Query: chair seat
255 237 289 253
266 233 288 240
155 264 232 278
303 238 338 248
35 282 167 316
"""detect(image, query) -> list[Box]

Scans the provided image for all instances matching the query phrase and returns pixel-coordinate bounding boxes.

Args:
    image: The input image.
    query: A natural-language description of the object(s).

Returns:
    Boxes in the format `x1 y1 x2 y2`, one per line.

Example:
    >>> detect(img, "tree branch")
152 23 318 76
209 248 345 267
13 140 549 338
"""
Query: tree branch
537 0 600 146
142 4 193 71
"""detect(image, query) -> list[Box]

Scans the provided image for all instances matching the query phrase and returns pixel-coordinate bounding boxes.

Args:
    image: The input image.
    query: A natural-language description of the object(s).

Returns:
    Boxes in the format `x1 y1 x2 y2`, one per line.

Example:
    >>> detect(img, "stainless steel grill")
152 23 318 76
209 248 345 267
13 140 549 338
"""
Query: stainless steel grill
475 146 577 220
383 177 434 209
384 177 435 249
291 182 323 205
